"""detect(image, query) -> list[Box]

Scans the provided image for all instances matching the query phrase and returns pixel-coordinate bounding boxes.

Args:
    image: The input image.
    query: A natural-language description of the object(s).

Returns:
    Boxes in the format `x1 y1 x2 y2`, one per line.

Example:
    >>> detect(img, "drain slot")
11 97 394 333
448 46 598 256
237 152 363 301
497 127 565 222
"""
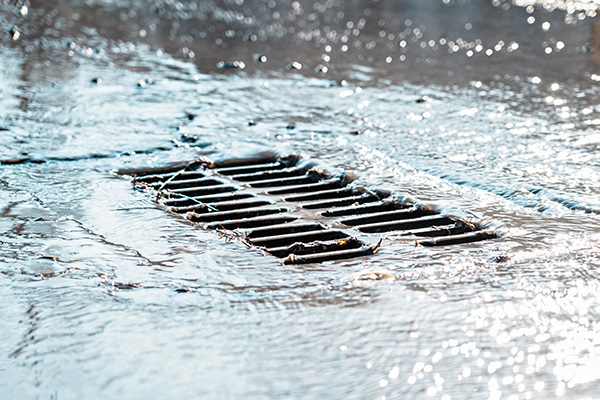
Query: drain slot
170 185 238 197
268 181 343 195
268 238 363 258
249 175 318 188
420 231 497 246
250 230 350 249
284 187 356 202
207 199 273 211
119 161 199 177
172 200 272 214
207 215 298 230
212 156 278 168
340 208 435 226
282 247 375 265
357 215 455 233
215 158 297 175
231 168 309 182
247 223 324 238
147 178 223 190
302 193 381 209
171 171 207 180
133 174 176 184
162 193 254 207
407 224 468 236
134 171 207 185
188 207 289 223
321 201 402 217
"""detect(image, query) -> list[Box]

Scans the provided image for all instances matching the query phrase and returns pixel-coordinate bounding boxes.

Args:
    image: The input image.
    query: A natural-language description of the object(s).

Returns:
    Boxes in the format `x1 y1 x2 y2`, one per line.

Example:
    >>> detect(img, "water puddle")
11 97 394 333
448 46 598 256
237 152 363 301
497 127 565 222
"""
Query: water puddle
2 0 600 398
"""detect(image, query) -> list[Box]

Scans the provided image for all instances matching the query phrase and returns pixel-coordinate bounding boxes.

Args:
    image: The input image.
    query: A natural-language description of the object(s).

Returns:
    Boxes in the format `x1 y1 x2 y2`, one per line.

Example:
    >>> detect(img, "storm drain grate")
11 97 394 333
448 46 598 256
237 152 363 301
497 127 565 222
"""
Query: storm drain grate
118 154 497 264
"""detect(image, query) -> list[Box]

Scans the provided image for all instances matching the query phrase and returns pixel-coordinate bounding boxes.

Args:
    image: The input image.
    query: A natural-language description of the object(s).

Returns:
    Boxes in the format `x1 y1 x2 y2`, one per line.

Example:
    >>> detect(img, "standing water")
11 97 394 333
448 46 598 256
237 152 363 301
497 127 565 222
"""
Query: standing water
1 0 600 398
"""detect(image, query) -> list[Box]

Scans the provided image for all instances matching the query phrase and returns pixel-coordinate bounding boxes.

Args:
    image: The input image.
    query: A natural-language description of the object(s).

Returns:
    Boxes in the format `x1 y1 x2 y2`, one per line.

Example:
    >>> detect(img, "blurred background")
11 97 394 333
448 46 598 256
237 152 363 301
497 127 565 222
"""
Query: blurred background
2 1 600 399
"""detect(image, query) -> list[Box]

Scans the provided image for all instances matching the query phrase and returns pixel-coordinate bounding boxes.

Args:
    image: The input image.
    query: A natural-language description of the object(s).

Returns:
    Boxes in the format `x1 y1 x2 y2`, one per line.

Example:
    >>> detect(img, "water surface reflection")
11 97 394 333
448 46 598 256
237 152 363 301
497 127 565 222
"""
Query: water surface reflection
1 0 600 398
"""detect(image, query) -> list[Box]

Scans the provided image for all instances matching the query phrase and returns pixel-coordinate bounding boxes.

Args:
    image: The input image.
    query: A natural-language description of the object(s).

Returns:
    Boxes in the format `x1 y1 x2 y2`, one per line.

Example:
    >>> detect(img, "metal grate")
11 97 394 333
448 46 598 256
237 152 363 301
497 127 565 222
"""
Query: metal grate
118 154 497 264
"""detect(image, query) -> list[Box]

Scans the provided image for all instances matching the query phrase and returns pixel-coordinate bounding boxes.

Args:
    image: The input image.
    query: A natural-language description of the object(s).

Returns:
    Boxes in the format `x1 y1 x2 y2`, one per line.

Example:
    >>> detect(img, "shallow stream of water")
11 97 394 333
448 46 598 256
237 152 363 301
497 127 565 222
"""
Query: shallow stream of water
2 0 600 398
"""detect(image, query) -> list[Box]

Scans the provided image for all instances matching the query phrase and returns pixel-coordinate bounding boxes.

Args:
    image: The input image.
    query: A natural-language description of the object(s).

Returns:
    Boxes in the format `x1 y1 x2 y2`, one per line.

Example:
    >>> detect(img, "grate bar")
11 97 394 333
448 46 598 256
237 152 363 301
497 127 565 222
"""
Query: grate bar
282 246 374 264
268 237 363 258
171 203 215 214
134 171 206 185
340 208 436 226
169 171 206 181
133 174 176 184
118 161 199 177
406 224 470 238
212 156 278 168
419 231 498 246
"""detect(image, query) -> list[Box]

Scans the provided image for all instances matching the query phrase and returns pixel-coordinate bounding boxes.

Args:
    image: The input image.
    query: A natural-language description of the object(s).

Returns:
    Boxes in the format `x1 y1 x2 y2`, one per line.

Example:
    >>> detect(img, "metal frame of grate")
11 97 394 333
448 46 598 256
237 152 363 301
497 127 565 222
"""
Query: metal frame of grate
118 154 497 264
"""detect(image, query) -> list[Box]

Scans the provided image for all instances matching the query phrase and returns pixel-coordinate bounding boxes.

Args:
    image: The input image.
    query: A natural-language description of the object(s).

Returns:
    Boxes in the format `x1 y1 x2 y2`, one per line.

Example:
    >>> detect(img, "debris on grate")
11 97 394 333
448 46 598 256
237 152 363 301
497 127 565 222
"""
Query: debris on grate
117 154 498 264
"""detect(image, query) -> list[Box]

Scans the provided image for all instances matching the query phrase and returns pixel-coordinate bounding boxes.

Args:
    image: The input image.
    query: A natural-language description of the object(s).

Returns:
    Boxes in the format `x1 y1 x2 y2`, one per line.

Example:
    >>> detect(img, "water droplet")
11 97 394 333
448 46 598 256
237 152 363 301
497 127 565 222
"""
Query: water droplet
217 61 246 69
253 54 267 63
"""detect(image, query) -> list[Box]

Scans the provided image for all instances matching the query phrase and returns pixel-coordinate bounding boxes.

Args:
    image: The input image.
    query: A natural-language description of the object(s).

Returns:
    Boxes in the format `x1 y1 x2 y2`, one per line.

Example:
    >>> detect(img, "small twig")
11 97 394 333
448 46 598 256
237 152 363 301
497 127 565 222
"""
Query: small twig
156 168 186 193
154 160 219 212
164 193 219 212
370 237 383 253
155 159 202 193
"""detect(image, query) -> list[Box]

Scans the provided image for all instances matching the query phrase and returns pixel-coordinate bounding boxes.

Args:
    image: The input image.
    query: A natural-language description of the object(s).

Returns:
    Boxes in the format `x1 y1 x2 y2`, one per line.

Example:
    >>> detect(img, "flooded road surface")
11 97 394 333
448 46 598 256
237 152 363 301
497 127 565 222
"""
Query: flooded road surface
2 0 600 398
